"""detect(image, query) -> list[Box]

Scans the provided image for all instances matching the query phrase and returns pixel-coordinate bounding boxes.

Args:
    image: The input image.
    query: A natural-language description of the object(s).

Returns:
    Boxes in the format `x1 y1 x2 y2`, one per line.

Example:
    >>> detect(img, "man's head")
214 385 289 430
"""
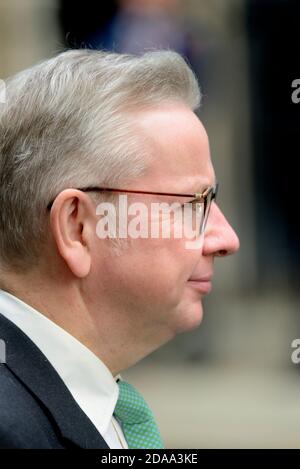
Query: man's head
0 50 239 373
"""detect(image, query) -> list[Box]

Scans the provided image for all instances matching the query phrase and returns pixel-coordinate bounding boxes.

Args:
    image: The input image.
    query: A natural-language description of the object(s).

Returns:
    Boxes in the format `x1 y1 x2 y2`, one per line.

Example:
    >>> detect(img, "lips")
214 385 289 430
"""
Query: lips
188 274 213 294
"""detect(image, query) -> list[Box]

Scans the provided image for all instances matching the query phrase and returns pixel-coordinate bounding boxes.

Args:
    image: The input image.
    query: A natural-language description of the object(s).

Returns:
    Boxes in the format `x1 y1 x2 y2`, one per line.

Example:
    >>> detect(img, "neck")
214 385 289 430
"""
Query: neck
0 271 171 376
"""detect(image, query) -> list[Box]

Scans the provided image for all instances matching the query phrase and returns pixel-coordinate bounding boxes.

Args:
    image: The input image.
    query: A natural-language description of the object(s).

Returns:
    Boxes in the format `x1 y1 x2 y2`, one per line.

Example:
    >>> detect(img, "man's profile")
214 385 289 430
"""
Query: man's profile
0 49 239 448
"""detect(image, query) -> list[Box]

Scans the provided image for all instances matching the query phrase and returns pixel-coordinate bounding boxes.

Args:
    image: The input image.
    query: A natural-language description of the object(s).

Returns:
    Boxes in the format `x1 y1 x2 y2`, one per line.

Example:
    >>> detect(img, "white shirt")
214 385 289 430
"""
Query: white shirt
0 289 128 449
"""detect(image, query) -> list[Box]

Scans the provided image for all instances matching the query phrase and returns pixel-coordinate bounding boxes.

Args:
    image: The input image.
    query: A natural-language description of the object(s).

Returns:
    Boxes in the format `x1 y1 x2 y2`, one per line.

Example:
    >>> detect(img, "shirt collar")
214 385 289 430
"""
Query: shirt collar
0 289 119 436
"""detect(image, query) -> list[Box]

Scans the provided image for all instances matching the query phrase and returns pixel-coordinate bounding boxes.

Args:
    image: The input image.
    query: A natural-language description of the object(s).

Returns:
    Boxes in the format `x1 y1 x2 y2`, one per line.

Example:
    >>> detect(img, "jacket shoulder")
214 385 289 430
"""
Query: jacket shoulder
0 364 63 448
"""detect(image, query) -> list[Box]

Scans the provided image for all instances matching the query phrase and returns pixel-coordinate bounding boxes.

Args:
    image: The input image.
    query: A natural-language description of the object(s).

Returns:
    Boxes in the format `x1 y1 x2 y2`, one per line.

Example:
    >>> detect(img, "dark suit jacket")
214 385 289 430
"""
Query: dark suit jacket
0 313 110 449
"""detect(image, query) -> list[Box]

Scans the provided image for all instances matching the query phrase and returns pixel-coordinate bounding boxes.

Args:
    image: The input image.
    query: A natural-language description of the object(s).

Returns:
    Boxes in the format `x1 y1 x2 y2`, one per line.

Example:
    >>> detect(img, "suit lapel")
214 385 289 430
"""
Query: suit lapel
0 313 109 449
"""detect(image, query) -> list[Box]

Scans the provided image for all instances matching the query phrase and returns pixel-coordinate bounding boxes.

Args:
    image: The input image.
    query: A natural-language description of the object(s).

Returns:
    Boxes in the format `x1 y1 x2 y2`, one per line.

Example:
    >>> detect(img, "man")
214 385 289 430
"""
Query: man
0 49 239 448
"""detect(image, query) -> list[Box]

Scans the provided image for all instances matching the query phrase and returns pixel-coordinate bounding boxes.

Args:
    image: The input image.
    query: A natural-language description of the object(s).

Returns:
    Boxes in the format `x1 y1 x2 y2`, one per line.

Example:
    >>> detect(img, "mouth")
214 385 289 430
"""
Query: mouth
187 275 213 295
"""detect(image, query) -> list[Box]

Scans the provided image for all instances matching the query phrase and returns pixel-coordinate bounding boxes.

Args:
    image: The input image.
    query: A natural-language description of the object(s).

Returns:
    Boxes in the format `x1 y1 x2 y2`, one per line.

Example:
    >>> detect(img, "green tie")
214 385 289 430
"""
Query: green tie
113 380 164 449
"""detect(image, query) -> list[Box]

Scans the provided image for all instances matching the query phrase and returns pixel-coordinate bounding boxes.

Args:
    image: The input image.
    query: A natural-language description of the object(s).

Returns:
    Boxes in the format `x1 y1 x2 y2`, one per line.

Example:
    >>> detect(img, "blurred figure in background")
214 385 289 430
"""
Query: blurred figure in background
89 0 188 55
60 0 206 78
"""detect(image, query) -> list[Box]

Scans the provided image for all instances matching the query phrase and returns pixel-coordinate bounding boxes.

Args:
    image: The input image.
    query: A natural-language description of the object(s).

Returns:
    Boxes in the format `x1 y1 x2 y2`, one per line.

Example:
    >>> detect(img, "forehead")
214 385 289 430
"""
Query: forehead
134 104 215 191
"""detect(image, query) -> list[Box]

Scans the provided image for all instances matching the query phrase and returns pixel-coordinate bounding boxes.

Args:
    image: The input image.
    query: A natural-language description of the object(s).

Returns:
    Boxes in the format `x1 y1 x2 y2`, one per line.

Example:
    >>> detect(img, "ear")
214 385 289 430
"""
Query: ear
49 189 95 278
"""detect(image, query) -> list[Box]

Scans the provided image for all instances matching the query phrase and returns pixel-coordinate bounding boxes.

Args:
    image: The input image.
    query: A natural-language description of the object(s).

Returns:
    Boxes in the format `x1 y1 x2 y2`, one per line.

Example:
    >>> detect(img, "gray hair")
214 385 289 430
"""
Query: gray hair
0 49 201 272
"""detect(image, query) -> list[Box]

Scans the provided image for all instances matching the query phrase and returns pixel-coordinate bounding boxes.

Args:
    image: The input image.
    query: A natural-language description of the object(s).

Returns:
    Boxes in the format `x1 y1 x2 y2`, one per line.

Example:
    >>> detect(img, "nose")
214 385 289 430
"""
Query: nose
202 202 240 257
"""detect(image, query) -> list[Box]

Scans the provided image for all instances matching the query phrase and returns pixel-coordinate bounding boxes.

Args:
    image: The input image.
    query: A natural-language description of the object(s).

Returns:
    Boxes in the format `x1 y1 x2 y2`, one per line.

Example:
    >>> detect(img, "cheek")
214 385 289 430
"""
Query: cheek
92 236 202 309
118 239 201 301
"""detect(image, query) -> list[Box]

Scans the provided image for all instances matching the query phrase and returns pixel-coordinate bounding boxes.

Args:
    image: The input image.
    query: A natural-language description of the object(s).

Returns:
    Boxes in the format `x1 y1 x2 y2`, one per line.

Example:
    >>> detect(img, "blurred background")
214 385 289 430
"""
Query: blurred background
0 0 299 448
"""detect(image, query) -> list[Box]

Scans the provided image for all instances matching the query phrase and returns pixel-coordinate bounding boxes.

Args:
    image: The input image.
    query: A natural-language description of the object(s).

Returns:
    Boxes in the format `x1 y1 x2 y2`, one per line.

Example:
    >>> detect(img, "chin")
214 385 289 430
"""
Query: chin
173 300 204 334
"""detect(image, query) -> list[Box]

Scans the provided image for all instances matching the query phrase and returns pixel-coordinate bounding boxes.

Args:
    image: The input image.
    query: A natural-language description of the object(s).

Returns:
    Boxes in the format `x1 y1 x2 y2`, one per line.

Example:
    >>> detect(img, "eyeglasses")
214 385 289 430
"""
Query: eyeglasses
47 182 219 235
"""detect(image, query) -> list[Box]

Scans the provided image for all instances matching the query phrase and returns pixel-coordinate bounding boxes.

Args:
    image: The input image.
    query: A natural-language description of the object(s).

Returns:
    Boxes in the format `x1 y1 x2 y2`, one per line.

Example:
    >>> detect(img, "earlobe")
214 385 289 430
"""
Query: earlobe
65 247 91 278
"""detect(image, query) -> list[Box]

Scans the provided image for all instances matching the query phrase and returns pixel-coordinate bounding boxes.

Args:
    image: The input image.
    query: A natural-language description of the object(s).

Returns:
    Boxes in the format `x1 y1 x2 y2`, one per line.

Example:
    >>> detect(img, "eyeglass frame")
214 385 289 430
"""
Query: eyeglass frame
46 182 219 235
